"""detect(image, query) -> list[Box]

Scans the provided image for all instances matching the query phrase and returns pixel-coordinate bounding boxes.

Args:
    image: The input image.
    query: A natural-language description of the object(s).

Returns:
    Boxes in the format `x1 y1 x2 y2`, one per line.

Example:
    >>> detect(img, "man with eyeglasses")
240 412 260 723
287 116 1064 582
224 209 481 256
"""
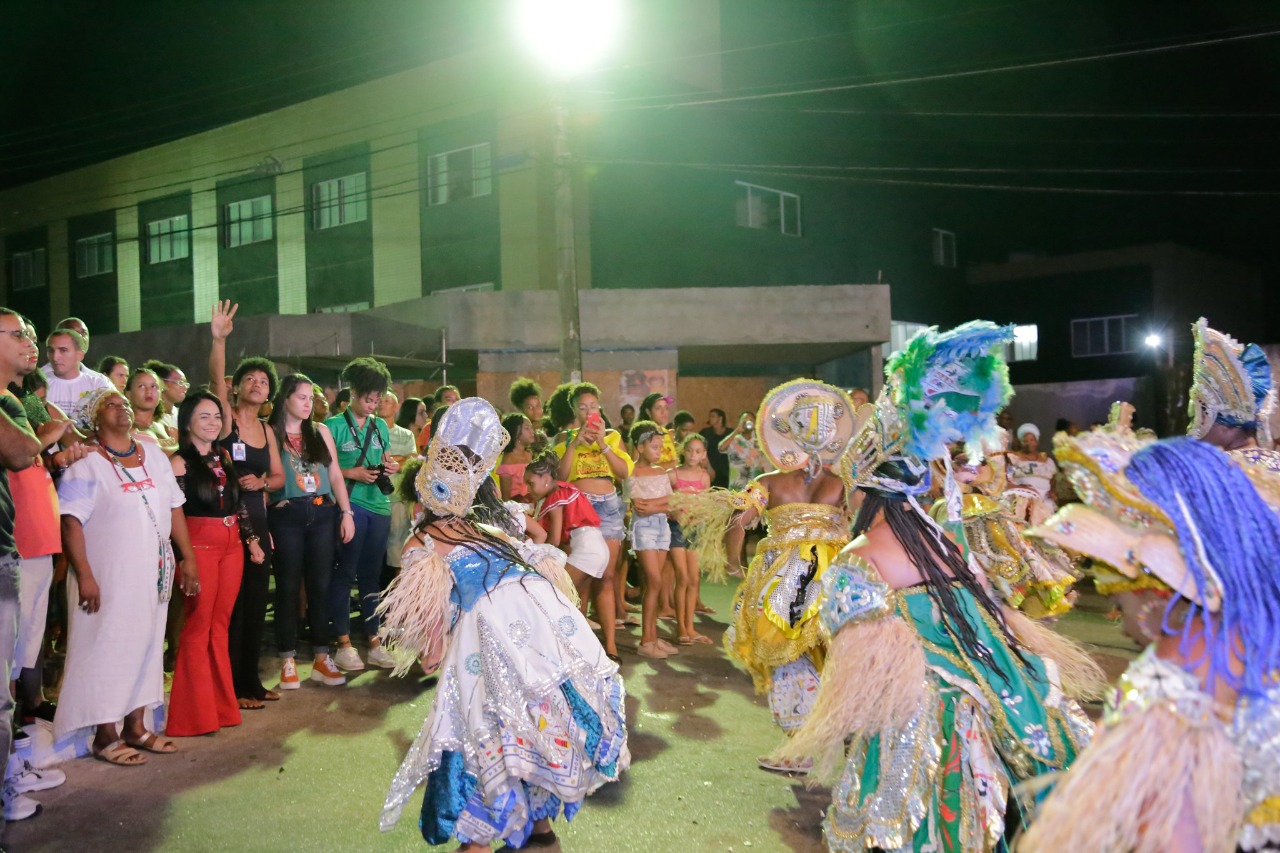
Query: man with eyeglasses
40 327 109 426
0 309 46 826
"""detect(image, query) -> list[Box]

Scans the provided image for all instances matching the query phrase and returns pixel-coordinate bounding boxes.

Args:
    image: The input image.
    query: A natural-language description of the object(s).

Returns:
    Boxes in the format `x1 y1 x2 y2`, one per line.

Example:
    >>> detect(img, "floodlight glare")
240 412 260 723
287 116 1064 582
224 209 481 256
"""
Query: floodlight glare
514 0 624 77
1144 333 1163 348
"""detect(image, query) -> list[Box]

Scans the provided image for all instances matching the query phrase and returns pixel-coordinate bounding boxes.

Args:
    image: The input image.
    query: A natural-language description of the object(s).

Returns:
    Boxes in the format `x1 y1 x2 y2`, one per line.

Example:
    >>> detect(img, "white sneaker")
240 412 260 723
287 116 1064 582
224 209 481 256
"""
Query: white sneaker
278 657 301 690
10 760 65 794
309 655 347 686
333 646 365 671
3 780 40 821
366 645 396 669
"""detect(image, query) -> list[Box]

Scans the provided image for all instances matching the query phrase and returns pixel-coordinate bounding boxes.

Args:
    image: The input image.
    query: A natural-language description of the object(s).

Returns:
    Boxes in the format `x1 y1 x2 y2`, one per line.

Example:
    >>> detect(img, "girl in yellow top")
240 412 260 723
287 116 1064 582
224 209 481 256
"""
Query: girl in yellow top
554 382 633 649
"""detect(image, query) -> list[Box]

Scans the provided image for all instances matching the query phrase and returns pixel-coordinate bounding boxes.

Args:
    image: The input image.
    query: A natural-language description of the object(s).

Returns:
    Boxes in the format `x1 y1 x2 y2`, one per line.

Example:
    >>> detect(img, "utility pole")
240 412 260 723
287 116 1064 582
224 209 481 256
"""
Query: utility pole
553 98 583 384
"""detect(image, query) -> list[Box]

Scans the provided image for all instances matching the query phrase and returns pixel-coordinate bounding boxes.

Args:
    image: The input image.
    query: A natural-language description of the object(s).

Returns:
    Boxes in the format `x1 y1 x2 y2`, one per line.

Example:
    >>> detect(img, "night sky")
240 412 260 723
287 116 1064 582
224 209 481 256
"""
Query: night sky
4 1 1280 315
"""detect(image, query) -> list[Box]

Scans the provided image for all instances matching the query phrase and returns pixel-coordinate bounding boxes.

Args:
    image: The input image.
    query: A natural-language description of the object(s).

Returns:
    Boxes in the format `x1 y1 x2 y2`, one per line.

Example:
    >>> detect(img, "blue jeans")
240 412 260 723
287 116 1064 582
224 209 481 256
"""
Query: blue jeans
0 556 18 801
269 498 338 657
329 505 390 641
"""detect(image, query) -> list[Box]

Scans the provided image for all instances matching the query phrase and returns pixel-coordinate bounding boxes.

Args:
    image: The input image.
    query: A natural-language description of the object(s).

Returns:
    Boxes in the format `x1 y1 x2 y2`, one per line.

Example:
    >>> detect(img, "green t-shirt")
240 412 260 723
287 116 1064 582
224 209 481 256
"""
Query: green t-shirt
324 412 392 515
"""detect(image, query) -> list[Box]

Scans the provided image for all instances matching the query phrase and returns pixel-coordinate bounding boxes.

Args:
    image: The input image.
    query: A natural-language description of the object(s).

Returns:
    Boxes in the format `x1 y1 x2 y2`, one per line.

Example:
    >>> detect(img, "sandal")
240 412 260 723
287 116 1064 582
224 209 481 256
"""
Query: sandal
238 697 266 711
606 652 623 665
261 690 281 702
678 635 694 646
695 603 716 614
690 633 714 645
93 739 147 766
125 731 178 754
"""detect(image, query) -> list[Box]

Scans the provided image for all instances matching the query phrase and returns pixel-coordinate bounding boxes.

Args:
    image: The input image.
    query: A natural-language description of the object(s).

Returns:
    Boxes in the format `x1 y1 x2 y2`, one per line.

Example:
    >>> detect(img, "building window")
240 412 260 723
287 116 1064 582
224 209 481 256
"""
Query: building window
427 143 492 206
887 320 929 356
735 181 801 236
10 249 46 292
225 196 273 247
1007 324 1038 362
1071 314 1141 357
75 233 114 278
932 228 957 268
146 215 190 264
311 173 367 230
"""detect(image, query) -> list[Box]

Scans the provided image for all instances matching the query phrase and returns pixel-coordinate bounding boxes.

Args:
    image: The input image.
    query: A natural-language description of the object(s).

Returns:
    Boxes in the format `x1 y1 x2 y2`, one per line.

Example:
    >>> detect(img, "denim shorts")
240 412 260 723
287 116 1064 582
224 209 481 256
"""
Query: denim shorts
668 518 689 549
585 490 626 541
631 513 671 551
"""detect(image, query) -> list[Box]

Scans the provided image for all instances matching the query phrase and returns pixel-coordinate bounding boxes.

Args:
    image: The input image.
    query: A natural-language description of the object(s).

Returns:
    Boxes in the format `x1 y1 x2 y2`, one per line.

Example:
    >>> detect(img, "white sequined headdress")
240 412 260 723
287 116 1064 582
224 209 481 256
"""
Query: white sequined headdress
416 398 509 518
1187 317 1275 445
756 379 857 481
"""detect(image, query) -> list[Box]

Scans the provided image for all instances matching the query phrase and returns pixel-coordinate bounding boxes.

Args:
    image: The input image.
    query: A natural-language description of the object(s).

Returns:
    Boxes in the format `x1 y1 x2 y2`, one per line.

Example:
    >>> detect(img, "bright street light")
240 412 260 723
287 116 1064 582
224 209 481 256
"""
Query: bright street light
1144 333 1163 349
513 0 624 77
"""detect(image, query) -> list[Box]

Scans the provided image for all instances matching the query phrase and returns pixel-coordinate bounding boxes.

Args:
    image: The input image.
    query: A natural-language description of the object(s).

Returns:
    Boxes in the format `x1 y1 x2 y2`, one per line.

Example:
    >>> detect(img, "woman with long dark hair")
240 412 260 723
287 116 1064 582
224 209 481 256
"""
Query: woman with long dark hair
166 389 263 737
377 398 628 851
209 300 286 710
267 373 355 690
775 322 1099 851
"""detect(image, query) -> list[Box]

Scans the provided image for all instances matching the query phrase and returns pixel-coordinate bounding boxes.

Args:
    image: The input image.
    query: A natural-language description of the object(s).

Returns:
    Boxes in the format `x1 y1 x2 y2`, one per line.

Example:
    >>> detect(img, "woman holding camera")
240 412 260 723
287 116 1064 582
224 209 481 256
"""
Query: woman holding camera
323 357 400 672
719 411 765 490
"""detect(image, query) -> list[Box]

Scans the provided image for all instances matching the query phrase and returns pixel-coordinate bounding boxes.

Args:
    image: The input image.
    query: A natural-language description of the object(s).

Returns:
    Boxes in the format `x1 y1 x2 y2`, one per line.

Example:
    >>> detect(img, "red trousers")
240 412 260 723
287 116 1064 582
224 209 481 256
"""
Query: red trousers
167 516 243 736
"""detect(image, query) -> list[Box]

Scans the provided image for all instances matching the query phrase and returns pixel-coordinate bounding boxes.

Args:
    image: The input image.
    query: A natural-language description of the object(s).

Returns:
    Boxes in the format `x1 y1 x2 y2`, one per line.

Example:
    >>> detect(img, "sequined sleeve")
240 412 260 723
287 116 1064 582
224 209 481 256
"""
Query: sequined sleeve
819 548 894 635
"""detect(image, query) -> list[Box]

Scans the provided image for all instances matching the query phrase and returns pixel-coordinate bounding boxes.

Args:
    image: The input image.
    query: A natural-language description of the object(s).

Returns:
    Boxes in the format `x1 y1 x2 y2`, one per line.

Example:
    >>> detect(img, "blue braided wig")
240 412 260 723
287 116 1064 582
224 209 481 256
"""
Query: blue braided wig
1126 437 1280 697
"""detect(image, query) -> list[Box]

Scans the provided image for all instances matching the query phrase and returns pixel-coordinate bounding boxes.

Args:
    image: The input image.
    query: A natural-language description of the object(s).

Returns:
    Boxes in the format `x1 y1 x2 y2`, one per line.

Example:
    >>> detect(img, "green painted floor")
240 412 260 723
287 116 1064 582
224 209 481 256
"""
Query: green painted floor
12 580 1136 852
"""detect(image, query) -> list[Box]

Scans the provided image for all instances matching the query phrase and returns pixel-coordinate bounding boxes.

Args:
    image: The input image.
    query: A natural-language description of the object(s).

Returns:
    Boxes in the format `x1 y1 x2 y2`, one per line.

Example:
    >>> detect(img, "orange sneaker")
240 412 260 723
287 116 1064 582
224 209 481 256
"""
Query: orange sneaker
278 658 300 690
309 654 347 687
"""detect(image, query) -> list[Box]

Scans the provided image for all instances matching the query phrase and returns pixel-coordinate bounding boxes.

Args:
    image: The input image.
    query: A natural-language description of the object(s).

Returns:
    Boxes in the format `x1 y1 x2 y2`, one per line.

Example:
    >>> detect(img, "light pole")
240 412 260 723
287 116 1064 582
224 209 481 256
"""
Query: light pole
514 0 624 384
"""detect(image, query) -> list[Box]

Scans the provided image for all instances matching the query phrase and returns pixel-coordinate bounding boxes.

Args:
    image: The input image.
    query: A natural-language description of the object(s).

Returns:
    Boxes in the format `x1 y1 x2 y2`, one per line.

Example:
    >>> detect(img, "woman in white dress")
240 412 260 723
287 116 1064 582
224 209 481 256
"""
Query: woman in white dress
1004 422 1059 525
55 387 198 765
377 398 628 851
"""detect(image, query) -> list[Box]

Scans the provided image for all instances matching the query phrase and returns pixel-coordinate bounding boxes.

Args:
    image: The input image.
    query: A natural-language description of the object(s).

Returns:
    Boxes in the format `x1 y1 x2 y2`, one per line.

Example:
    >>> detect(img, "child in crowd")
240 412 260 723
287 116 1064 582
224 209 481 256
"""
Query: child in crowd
525 451 620 662
669 434 712 645
626 421 678 659
496 412 535 503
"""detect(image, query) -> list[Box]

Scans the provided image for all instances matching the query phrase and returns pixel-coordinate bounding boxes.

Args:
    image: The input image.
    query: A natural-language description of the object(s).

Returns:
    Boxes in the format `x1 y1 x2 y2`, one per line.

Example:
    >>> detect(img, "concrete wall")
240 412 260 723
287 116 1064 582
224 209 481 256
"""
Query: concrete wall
1008 376 1155 438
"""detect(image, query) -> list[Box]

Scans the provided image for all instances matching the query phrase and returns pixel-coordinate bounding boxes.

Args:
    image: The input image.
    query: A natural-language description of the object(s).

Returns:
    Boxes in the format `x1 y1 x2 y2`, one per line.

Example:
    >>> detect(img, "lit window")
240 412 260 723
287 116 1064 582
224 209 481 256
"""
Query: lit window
1007 324 1038 362
931 228 956 268
735 181 801 236
427 143 492 206
10 249 46 291
75 233 114 278
226 196 273 247
146 215 190 264
1071 314 1141 357
887 320 929 356
312 173 368 230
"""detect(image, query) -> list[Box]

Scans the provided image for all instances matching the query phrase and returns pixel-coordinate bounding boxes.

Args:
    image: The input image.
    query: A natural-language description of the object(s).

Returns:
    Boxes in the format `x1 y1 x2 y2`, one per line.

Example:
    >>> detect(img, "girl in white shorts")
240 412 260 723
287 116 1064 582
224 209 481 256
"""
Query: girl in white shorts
525 452 619 663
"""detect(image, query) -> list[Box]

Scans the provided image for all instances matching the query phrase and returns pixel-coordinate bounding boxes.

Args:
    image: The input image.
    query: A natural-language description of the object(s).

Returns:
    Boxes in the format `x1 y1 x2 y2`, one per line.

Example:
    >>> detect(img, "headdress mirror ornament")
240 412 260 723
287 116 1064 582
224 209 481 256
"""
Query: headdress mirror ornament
1187 317 1275 445
1028 430 1227 611
756 380 856 480
416 397 509 518
840 321 1016 519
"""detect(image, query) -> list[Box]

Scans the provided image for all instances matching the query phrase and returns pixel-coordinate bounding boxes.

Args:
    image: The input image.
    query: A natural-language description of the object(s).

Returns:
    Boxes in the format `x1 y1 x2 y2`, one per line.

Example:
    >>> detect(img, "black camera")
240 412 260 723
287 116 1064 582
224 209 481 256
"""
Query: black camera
368 464 395 496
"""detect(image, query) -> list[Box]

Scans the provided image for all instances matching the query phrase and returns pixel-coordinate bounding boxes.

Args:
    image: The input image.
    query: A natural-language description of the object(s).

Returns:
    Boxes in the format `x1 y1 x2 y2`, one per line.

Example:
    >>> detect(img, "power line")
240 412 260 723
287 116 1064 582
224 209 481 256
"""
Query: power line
605 27 1280 110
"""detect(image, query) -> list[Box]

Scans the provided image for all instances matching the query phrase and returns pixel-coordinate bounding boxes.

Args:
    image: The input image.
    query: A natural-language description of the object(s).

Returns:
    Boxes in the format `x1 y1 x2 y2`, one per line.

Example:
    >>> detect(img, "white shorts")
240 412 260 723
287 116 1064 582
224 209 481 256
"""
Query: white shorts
567 526 609 579
16 555 53 670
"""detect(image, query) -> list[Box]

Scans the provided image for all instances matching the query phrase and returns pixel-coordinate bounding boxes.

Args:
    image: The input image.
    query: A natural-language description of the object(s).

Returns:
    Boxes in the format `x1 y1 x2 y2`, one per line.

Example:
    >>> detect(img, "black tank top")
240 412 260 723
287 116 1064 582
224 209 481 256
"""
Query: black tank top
221 418 272 517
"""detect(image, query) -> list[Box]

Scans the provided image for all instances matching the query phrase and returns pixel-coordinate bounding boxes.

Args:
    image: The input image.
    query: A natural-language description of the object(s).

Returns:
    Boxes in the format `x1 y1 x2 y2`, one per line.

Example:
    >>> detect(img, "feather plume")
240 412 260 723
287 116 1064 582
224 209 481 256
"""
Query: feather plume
518 541 580 606
375 545 453 677
1018 708 1243 853
770 616 928 783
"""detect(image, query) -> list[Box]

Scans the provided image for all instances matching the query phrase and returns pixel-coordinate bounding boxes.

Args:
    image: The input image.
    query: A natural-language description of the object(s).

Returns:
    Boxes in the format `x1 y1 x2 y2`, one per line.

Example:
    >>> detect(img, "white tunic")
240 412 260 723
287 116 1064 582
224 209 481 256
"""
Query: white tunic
53 451 184 741
39 364 110 424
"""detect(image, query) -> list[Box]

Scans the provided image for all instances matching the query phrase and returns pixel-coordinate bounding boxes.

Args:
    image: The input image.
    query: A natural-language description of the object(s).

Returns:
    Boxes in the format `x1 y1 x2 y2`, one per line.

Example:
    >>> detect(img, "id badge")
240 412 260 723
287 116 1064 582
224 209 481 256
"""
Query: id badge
231 442 247 462
303 474 318 494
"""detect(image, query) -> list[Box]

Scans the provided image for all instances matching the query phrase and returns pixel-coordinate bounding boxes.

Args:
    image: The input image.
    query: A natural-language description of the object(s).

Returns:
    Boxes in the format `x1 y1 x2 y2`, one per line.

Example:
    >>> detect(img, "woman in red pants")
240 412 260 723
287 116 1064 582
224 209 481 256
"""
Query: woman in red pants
167 390 265 737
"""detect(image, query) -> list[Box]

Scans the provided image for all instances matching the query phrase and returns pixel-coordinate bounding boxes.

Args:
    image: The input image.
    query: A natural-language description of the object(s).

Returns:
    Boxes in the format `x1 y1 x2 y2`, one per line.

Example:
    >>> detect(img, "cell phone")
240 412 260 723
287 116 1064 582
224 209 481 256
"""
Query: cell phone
587 412 603 430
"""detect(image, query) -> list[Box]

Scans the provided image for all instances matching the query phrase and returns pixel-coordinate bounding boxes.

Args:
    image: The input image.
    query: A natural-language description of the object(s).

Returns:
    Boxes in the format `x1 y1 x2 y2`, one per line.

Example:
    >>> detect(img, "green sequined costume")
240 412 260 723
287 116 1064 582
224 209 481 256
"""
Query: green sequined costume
797 549 1092 852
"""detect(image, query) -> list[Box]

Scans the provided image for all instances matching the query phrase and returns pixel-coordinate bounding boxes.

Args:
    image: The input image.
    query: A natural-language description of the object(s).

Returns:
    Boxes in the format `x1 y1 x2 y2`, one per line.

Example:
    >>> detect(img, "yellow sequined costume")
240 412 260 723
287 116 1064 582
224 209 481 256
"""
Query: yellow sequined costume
724 480 852 731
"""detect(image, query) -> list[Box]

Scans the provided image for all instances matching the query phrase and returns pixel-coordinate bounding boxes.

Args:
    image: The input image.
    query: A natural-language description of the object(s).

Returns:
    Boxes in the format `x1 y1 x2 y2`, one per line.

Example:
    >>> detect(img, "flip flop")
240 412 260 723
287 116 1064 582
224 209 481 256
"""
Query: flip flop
238 697 266 711
126 731 178 754
261 690 281 702
93 739 147 766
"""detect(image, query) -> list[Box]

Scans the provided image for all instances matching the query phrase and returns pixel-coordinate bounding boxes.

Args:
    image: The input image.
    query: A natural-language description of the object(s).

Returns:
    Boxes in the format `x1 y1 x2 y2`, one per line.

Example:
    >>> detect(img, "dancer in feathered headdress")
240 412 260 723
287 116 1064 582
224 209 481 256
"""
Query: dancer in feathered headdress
375 398 627 851
1020 433 1280 853
774 322 1099 852
1188 317 1279 470
681 379 857 751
